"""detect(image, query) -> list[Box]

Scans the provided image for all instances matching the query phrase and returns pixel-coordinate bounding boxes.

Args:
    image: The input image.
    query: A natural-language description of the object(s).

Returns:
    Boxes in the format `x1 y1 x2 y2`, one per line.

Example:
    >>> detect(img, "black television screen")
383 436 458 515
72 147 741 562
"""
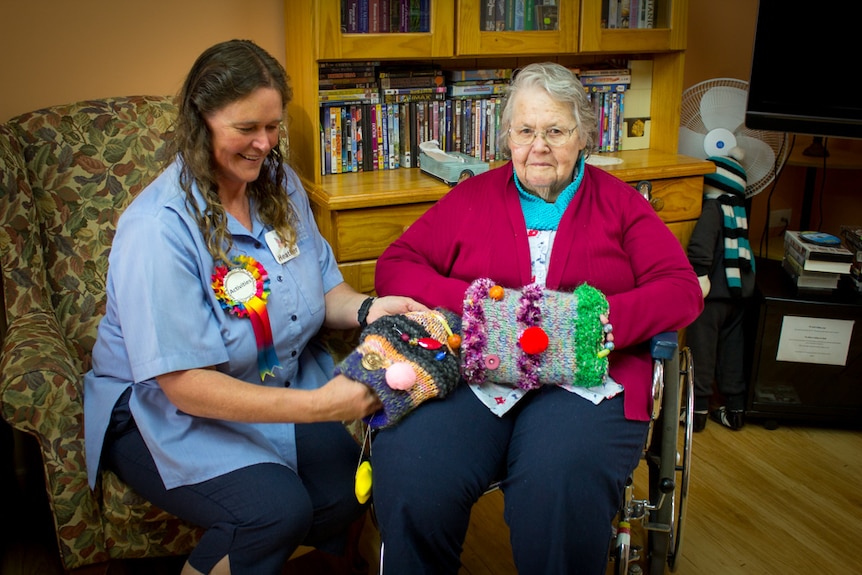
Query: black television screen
745 1 862 139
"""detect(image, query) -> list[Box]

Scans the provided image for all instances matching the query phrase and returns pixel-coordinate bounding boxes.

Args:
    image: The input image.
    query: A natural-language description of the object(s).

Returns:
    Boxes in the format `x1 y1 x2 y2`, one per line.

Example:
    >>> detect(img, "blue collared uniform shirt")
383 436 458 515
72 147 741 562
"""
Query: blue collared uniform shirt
83 161 343 490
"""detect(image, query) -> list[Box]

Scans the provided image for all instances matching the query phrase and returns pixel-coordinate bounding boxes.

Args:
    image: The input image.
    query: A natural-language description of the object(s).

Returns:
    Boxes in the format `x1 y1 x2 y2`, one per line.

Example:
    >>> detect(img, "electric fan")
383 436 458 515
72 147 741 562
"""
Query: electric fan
678 78 789 198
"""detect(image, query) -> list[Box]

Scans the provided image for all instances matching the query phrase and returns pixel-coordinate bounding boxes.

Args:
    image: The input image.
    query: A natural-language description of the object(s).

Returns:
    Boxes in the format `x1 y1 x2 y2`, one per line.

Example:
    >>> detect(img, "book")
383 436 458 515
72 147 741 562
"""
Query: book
642 0 655 28
379 73 444 90
782 254 840 291
580 73 632 85
585 83 629 93
483 0 496 31
579 66 632 76
447 83 508 98
318 75 377 87
840 225 862 261
445 68 513 82
786 231 854 262
383 86 446 96
320 107 332 175
784 231 853 274
535 3 558 30
398 102 412 168
318 87 380 104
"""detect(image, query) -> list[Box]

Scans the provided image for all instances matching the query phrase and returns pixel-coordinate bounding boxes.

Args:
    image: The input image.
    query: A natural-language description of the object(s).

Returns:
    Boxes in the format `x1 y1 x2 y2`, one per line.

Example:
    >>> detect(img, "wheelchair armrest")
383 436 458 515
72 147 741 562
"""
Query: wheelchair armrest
650 331 678 361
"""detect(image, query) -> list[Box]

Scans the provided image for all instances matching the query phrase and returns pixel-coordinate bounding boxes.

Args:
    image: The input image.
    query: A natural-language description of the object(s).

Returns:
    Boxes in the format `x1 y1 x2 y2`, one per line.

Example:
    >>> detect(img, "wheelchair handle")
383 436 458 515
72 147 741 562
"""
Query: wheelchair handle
650 331 678 361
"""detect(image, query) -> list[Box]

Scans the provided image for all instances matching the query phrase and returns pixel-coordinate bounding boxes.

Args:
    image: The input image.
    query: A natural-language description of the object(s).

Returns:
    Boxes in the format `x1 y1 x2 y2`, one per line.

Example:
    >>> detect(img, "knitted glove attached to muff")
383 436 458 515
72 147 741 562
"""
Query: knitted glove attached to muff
460 279 613 390
334 309 463 429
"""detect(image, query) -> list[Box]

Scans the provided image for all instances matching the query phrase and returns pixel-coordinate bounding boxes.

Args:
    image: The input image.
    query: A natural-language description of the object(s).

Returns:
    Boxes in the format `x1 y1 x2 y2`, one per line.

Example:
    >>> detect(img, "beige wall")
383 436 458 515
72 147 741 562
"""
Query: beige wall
1 0 859 242
0 0 284 122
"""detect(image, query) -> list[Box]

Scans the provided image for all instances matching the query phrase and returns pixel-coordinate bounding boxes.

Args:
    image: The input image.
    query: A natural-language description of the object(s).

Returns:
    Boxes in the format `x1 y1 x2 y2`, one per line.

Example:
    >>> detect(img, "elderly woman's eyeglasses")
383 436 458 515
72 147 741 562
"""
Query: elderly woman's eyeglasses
508 126 577 147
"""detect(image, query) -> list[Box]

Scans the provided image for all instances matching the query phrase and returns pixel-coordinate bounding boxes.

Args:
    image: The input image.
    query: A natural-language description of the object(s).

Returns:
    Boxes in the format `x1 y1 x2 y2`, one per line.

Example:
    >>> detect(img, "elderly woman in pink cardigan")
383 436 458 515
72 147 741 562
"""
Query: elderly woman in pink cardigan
371 62 703 575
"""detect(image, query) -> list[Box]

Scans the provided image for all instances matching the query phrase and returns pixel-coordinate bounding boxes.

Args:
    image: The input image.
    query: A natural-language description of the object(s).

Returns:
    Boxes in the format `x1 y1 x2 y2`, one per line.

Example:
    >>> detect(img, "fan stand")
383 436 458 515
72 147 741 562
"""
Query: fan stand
803 136 829 158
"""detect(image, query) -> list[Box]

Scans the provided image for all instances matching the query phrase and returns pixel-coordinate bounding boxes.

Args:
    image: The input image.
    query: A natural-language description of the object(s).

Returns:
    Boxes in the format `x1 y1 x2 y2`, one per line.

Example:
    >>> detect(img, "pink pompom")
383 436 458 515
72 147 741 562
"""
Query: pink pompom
385 362 417 390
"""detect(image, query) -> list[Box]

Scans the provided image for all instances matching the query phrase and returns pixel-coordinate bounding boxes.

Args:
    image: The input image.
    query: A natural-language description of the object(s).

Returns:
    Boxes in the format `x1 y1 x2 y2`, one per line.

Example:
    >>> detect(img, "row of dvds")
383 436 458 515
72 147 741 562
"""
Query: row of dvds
588 90 628 153
319 97 509 176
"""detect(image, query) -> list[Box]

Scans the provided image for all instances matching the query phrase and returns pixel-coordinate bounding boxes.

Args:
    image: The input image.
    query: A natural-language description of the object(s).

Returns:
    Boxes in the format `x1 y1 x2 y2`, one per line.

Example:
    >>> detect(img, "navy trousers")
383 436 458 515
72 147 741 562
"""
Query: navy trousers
104 389 367 575
371 382 649 575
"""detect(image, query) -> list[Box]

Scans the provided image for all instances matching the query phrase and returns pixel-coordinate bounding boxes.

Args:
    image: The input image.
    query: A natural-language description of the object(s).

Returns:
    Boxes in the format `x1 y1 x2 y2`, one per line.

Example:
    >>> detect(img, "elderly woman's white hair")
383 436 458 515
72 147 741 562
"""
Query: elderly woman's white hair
497 62 599 159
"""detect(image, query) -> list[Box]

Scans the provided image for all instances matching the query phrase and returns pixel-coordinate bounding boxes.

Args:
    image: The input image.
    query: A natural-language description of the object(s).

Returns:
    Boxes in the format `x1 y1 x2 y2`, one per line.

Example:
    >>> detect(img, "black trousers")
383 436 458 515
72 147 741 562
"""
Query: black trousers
687 299 749 411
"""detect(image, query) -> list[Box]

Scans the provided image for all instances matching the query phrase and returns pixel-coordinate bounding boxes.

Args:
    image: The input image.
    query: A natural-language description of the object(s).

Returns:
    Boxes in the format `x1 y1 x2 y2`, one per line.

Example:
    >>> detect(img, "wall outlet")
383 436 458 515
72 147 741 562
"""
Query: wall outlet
769 208 792 228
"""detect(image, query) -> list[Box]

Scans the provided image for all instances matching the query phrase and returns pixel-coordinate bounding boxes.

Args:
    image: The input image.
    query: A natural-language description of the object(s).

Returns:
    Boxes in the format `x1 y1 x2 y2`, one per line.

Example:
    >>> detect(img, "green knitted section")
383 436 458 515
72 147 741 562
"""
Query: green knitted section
573 283 610 388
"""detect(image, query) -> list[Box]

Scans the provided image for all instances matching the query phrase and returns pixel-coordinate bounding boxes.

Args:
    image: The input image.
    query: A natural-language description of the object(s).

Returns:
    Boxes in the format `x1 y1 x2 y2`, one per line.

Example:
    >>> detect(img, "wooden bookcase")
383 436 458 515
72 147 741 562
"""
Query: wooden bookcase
284 0 713 293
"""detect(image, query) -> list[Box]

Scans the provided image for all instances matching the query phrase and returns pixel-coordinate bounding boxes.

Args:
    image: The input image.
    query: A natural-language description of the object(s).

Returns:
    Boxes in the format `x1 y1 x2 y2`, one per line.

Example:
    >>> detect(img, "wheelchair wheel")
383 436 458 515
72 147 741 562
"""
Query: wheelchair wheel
646 346 694 574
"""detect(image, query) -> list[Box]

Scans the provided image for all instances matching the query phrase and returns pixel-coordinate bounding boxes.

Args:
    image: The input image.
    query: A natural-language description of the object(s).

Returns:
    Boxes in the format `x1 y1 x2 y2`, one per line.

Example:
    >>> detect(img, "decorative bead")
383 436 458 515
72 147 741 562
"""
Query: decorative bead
489 285 505 300
447 334 462 350
519 326 549 355
603 323 614 334
435 351 447 361
385 362 417 390
416 337 443 350
597 348 611 358
401 333 410 342
604 341 615 351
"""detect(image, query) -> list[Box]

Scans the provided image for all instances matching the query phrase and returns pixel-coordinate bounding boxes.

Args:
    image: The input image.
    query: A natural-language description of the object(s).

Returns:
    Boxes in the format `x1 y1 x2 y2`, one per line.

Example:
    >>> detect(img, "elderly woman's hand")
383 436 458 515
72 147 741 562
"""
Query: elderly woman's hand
366 295 428 325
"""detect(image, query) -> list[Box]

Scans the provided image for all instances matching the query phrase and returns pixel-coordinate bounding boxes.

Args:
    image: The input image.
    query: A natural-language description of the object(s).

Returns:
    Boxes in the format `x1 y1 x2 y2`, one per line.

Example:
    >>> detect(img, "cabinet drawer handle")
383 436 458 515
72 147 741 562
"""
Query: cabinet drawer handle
636 180 664 212
636 180 652 200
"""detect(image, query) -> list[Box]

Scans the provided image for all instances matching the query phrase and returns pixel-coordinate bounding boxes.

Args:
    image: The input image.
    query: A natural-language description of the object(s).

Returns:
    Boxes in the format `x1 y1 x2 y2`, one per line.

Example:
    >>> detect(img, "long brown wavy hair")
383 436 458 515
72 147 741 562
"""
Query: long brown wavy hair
169 39 296 266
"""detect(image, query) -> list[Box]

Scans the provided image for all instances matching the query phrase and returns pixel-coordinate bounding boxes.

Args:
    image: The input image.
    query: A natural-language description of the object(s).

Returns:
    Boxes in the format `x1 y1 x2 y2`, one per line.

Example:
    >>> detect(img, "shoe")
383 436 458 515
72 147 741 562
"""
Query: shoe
710 406 745 430
693 410 708 432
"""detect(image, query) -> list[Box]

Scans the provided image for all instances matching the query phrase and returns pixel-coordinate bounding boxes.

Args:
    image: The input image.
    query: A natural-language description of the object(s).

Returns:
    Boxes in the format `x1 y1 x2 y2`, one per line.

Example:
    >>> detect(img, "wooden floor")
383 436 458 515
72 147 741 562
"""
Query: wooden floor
3 417 860 574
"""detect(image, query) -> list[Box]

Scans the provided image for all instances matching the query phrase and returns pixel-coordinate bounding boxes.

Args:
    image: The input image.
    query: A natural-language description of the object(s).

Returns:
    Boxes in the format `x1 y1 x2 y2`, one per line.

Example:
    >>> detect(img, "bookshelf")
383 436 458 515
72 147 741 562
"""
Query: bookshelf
284 0 713 293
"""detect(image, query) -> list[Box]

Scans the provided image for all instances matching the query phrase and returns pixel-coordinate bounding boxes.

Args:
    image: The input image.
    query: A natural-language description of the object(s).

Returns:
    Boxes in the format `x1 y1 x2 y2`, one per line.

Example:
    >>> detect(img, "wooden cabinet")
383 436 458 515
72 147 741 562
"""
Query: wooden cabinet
284 1 712 293
315 0 456 60
579 0 687 52
456 0 579 56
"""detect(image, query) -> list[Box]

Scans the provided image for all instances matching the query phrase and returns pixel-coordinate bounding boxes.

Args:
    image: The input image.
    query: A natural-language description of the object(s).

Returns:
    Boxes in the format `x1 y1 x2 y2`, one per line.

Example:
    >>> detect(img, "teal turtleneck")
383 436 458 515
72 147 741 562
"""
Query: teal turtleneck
516 154 586 231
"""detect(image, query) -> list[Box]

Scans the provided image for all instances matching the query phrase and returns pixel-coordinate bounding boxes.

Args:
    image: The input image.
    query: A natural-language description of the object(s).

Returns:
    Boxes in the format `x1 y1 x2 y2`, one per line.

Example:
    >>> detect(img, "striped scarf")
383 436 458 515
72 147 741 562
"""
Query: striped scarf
706 191 754 298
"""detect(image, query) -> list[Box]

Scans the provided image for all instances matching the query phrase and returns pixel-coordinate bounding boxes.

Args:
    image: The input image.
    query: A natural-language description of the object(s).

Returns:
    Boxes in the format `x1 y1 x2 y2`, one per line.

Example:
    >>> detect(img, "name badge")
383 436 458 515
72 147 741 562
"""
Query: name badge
265 230 300 265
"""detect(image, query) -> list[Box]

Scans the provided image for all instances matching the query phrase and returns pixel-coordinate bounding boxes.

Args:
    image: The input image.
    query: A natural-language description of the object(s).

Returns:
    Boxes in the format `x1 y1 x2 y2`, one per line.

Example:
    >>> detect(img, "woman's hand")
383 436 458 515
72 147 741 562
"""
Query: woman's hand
324 282 428 330
366 295 428 325
312 374 383 420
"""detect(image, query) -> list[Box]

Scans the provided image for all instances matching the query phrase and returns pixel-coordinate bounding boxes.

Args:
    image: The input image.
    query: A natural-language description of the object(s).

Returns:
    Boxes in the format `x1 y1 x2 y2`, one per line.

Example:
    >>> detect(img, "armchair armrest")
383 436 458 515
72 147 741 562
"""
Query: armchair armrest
0 309 109 565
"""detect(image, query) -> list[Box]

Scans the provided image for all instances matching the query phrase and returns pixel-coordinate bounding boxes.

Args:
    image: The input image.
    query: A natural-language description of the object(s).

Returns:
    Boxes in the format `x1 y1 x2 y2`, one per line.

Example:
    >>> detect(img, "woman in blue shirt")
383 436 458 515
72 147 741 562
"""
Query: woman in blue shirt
83 39 423 575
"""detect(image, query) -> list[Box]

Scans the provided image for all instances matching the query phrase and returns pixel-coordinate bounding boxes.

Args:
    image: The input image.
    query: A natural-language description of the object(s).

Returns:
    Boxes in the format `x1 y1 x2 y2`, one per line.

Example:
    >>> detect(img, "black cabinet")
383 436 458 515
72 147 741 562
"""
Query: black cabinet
746 258 862 426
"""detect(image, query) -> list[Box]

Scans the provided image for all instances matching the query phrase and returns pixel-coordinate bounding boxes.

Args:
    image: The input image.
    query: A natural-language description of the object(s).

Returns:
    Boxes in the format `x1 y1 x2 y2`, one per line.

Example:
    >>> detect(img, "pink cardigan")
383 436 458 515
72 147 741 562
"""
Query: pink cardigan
375 162 703 421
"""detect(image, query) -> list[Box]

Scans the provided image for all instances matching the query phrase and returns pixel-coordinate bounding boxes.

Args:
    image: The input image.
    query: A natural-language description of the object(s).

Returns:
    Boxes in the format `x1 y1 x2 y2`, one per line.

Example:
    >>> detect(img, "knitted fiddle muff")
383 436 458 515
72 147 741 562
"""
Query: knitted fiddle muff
460 279 612 390
333 309 462 429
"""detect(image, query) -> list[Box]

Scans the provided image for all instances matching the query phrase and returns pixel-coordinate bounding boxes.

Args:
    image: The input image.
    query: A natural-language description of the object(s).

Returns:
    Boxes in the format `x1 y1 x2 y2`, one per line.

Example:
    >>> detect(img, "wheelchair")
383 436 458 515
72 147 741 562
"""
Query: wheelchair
611 332 695 575
375 332 694 575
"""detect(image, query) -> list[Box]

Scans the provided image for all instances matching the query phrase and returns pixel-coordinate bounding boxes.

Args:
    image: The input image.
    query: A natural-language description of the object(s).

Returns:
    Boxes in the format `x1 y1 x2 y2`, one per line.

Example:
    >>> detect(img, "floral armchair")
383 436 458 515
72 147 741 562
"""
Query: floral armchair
0 96 204 572
0 96 364 573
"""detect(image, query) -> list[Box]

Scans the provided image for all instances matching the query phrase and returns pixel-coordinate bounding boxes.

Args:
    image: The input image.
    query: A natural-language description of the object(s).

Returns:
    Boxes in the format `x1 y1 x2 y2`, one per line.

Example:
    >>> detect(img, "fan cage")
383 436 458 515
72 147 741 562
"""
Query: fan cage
680 78 790 198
